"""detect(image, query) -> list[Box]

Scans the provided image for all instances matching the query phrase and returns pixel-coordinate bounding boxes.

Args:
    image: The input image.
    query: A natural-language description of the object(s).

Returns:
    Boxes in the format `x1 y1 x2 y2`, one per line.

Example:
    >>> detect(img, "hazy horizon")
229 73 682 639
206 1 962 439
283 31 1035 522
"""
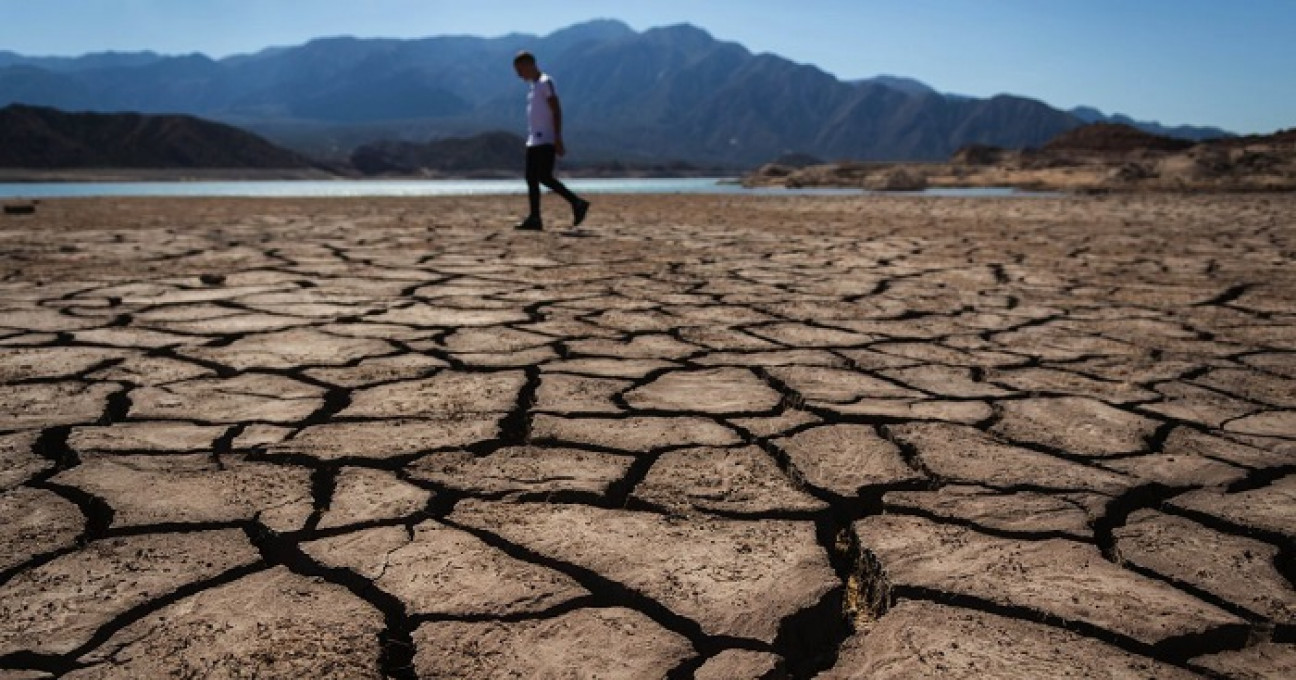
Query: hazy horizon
1 0 1293 135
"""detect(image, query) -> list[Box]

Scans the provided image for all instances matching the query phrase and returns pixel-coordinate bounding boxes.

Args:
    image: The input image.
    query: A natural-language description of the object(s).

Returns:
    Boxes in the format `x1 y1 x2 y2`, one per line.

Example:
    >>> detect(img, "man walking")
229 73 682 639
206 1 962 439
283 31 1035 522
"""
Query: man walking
513 51 589 231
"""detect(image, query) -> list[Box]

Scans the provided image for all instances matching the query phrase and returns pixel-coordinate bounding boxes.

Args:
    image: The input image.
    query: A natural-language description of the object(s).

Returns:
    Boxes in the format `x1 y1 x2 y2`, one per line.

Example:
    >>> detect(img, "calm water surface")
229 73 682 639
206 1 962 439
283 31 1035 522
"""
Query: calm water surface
0 177 1047 199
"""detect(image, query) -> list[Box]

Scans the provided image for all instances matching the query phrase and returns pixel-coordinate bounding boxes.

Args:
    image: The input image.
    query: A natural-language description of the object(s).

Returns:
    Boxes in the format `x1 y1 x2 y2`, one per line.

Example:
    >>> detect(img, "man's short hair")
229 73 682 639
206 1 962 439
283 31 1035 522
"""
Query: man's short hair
513 51 536 66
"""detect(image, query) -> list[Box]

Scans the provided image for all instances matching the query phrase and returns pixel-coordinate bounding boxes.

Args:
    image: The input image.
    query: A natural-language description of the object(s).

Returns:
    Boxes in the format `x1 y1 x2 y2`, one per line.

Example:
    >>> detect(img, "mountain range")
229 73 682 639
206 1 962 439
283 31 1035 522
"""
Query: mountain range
0 20 1232 166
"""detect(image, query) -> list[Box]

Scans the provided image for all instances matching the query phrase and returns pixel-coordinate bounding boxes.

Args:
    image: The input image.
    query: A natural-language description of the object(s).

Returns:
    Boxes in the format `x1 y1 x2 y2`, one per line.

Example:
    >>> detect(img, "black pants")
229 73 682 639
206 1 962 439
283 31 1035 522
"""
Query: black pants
526 144 582 218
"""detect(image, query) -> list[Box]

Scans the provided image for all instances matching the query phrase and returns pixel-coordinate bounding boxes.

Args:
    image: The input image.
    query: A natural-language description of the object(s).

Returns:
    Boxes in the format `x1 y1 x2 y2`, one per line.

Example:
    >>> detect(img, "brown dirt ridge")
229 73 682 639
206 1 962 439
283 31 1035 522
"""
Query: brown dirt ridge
748 123 1296 193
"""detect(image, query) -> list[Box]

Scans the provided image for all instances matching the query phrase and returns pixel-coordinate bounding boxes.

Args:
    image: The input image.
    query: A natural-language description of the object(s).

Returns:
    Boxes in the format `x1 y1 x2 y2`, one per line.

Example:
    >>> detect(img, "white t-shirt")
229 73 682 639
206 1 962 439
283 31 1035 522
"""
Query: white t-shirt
526 74 558 147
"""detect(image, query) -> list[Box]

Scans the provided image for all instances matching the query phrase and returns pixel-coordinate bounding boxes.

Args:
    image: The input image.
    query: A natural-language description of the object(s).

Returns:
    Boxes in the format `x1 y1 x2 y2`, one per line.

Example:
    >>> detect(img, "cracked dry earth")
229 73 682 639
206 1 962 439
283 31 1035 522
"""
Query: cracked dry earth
0 193 1293 679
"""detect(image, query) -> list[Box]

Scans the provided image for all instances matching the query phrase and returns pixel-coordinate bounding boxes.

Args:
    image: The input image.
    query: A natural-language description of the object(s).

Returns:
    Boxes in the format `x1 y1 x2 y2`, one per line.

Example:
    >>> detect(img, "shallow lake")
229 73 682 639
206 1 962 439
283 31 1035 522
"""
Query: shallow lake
0 177 1049 199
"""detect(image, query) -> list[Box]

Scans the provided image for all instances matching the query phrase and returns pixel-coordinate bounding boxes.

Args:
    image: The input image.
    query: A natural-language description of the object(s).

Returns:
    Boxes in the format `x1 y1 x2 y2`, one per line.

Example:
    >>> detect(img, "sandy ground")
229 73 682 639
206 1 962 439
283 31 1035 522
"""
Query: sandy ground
1 193 1294 678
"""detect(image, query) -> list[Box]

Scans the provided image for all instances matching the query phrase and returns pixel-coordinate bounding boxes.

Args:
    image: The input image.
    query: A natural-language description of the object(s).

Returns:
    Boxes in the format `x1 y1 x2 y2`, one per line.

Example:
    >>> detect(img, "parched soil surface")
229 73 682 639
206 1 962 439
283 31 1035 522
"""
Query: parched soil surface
1 193 1293 678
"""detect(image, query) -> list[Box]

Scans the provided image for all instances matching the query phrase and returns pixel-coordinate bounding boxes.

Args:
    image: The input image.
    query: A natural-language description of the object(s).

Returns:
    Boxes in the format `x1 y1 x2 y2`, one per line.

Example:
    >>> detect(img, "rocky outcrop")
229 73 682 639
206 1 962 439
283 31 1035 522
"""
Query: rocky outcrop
1043 122 1196 153
748 124 1296 192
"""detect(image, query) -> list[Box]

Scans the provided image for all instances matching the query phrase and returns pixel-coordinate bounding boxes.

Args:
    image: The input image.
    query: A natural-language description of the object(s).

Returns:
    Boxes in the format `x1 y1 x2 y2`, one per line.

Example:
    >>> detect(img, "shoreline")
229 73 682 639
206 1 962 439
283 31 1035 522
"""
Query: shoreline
744 161 1296 194
0 167 736 184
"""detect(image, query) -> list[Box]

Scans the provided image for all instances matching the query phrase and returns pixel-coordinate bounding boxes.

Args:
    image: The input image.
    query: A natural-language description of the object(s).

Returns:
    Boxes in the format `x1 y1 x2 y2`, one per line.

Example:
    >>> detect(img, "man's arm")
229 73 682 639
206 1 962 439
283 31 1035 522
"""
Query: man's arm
547 93 565 156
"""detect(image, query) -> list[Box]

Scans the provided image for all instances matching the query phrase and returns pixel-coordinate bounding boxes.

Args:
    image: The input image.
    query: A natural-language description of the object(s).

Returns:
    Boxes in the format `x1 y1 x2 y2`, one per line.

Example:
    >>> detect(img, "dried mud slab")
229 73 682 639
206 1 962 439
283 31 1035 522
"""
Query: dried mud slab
533 373 632 413
340 370 524 419
67 422 226 454
728 409 821 438
0 382 120 430
882 484 1094 539
302 522 587 617
632 445 828 516
766 365 924 403
368 303 529 328
1225 409 1296 438
1098 448 1248 487
0 431 47 490
773 424 924 496
0 308 105 334
856 514 1245 647
1158 426 1293 470
179 328 396 370
66 567 385 680
694 649 784 679
1168 475 1296 540
543 357 679 378
1194 367 1296 408
85 354 214 384
230 423 295 450
412 607 693 679
267 419 500 461
440 326 554 354
53 455 314 532
0 530 258 657
128 373 325 424
623 367 781 414
408 446 632 499
1240 352 1296 379
991 396 1161 457
450 499 837 643
747 322 876 347
302 353 449 388
1143 382 1261 429
695 348 845 369
888 422 1132 494
819 397 993 424
985 366 1160 404
145 310 315 336
70 327 196 350
1114 509 1296 624
567 334 701 360
820 599 1201 679
317 467 431 529
530 414 740 452
881 365 1012 399
0 346 127 383
0 487 84 572
1192 642 1296 680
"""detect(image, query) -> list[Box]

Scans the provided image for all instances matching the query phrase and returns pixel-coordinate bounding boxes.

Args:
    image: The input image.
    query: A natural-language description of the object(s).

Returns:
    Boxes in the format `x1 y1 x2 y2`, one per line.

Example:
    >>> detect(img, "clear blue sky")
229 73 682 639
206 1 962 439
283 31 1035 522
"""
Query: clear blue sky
2 0 1292 134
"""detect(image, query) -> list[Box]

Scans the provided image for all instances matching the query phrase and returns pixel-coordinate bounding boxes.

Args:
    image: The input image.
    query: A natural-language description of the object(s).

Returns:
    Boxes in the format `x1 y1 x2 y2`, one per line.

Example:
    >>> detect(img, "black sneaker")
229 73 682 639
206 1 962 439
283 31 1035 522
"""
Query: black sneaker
572 200 590 227
514 216 543 231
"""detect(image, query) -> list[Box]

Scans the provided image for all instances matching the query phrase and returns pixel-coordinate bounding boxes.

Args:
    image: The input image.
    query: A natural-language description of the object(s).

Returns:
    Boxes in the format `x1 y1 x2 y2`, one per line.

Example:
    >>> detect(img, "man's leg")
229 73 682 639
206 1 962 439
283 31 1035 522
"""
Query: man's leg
538 166 580 207
524 146 544 220
528 144 590 227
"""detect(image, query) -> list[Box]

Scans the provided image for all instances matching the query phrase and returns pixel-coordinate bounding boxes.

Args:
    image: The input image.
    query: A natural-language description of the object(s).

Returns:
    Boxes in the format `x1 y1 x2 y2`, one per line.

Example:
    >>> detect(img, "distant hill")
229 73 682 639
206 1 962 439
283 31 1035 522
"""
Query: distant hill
1068 107 1228 143
350 131 523 175
1043 122 1195 153
0 104 317 169
0 21 1239 165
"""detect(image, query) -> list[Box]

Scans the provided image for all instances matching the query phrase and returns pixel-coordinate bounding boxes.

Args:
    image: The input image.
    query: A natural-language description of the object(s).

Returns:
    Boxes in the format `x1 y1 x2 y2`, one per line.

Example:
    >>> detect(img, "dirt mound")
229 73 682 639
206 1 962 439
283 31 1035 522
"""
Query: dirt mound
1043 123 1195 153
1214 127 1296 148
950 144 1007 166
